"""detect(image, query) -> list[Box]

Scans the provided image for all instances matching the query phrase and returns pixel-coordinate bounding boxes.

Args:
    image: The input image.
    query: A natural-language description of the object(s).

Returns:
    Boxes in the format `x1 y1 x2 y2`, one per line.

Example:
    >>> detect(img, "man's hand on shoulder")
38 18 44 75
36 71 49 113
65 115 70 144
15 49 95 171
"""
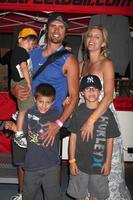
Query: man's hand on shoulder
40 121 60 146
11 84 29 101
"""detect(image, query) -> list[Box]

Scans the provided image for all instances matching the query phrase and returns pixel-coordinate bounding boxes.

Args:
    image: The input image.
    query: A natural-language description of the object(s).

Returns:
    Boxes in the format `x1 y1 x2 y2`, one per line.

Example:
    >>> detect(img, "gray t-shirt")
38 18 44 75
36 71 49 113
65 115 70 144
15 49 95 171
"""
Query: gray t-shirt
69 103 120 175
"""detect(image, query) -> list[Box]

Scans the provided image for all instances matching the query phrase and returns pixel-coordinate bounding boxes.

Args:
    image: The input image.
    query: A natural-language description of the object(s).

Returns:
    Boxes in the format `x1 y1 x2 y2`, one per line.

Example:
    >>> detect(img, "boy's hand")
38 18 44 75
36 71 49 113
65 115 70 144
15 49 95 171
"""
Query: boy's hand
69 162 79 175
101 161 111 176
4 121 17 132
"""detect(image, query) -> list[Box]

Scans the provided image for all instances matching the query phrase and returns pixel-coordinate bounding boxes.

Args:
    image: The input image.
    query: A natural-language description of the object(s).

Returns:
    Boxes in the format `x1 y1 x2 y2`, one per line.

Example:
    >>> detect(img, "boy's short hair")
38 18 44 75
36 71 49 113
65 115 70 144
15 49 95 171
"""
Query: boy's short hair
34 83 56 100
18 28 38 42
80 75 102 91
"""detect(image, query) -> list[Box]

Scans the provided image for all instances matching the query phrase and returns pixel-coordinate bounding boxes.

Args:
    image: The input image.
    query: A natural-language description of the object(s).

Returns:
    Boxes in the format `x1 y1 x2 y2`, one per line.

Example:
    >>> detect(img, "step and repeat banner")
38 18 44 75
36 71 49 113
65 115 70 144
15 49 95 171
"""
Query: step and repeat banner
0 0 133 16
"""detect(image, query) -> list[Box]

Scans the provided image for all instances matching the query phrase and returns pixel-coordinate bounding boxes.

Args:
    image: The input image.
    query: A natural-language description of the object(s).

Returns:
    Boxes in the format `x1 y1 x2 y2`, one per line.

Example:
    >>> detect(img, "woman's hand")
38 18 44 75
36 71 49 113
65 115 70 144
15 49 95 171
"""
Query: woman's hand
80 118 94 141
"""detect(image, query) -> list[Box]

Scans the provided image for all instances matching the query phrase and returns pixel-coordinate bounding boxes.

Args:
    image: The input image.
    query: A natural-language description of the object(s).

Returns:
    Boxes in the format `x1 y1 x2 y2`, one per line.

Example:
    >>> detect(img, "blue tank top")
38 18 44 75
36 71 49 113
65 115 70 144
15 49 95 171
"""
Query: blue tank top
30 46 71 112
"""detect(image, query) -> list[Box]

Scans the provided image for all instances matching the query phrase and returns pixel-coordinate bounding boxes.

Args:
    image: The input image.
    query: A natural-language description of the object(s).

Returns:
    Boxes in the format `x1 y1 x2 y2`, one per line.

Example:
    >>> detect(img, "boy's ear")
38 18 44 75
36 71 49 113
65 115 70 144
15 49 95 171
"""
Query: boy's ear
80 91 84 97
18 38 23 43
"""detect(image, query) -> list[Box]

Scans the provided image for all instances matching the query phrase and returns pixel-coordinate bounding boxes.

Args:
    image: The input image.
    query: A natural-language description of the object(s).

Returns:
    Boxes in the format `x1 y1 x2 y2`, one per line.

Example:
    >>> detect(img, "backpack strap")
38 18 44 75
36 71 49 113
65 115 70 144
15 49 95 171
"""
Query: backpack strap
33 49 70 81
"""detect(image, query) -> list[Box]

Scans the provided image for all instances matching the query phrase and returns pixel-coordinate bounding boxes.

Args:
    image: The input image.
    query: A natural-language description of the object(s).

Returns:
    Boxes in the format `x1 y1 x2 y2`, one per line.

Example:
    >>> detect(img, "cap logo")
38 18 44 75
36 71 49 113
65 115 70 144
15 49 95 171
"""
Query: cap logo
56 16 63 21
87 77 94 83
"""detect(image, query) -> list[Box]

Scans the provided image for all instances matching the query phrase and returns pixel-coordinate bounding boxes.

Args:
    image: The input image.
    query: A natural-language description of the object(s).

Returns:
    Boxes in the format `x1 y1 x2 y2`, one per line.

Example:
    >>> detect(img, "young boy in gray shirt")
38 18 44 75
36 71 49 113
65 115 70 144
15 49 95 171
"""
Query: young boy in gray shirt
67 75 120 200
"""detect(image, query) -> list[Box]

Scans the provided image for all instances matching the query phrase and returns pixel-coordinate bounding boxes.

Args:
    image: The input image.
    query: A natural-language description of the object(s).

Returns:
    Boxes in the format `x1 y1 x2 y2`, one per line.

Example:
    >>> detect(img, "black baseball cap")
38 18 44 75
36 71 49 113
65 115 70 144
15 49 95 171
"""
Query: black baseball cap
80 75 102 91
47 12 69 28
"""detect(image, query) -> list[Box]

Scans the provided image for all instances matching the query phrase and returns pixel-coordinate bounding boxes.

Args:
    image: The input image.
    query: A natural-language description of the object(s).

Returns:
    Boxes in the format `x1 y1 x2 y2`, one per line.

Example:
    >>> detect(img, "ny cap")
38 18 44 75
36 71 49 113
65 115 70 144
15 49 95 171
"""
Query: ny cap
80 75 102 91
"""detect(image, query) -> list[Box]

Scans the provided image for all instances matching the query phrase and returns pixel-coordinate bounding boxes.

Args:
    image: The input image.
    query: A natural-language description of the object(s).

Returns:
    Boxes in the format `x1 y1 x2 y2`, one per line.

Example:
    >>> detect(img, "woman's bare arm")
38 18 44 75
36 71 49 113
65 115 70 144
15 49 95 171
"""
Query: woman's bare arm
81 59 115 140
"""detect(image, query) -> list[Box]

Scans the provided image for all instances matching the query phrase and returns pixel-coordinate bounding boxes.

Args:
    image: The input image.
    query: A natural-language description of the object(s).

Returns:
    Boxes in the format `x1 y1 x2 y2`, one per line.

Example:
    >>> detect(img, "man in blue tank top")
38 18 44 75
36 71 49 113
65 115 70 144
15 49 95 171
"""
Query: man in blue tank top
11 12 79 200
12 12 79 146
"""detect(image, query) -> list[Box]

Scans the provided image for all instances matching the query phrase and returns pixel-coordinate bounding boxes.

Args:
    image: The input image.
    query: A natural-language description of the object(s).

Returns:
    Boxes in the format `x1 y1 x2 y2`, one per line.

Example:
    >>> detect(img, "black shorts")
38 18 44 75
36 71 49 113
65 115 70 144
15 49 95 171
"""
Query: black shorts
12 140 27 166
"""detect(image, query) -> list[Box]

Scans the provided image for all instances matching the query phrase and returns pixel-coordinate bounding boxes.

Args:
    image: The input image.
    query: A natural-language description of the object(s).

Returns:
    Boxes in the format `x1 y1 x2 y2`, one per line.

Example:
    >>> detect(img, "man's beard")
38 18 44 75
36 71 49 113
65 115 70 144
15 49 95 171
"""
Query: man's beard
49 35 64 44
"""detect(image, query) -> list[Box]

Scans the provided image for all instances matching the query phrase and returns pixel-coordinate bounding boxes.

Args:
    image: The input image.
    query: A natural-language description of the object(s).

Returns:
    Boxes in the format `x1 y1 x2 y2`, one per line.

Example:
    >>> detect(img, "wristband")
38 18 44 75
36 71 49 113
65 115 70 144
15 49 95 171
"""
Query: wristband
55 119 63 128
69 158 76 164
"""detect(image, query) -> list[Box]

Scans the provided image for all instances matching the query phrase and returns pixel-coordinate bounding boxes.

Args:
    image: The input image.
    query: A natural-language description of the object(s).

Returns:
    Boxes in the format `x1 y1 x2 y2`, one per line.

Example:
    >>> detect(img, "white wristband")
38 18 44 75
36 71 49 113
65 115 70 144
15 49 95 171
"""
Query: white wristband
55 119 63 128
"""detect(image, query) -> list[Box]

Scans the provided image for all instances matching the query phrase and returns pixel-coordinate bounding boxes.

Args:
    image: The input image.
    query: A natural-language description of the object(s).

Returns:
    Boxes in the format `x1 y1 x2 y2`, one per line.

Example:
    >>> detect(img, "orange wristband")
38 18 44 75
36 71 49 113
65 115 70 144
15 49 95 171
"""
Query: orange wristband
69 158 76 164
90 114 97 122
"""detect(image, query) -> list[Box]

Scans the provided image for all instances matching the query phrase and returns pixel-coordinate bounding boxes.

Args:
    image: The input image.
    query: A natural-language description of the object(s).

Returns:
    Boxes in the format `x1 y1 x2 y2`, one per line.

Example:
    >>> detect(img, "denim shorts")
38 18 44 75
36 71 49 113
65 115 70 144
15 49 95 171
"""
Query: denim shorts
67 170 109 200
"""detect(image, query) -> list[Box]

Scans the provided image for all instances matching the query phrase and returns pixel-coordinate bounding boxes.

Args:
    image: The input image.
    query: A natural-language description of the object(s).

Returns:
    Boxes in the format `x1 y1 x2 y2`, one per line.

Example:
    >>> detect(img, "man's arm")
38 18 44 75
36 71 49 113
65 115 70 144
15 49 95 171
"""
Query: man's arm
59 55 79 123
43 55 79 146
11 83 29 101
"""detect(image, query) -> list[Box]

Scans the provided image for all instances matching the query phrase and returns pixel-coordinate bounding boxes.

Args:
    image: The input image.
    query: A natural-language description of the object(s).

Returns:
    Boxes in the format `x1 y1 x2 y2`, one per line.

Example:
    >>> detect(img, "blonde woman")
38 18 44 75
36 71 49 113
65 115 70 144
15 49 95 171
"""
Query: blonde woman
79 26 131 200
